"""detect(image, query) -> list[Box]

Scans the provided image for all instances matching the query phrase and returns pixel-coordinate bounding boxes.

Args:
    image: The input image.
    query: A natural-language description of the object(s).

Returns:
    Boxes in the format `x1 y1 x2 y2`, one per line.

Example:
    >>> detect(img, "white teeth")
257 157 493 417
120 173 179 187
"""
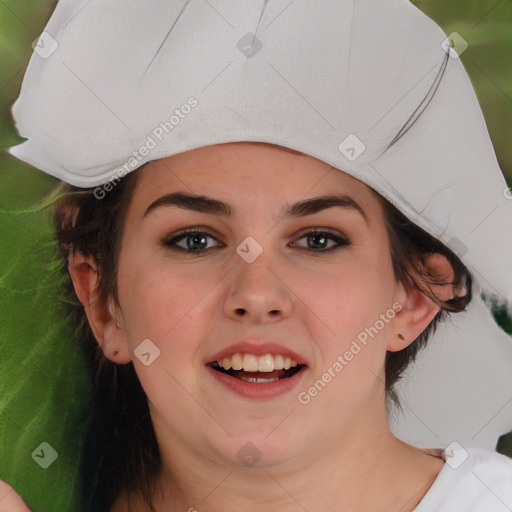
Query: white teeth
214 353 300 372
258 354 274 372
231 353 243 370
239 376 280 383
242 354 259 372
274 355 284 370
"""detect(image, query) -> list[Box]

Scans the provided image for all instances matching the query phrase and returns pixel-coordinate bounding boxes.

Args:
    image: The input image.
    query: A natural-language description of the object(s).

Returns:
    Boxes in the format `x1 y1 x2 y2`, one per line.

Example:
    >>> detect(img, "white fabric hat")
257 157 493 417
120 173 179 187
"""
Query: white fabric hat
9 0 512 451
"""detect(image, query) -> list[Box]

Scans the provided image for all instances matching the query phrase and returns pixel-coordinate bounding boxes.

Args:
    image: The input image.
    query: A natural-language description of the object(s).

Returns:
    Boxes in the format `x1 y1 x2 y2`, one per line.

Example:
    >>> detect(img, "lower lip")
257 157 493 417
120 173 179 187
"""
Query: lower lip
206 365 308 399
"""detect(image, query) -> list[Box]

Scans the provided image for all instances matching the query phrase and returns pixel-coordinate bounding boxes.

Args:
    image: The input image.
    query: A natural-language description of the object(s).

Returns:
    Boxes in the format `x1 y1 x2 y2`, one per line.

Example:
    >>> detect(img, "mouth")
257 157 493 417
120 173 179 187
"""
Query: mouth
205 352 308 398
208 353 306 383
204 341 310 399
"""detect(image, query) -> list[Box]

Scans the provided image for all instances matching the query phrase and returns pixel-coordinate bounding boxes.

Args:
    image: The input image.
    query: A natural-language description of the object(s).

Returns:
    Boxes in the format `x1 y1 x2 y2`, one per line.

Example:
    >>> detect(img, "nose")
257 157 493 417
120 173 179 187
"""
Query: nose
223 251 294 323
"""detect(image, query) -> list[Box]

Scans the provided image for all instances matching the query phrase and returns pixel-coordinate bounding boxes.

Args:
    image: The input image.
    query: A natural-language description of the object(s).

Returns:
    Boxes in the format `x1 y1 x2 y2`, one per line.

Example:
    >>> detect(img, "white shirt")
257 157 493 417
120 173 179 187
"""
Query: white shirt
414 446 512 511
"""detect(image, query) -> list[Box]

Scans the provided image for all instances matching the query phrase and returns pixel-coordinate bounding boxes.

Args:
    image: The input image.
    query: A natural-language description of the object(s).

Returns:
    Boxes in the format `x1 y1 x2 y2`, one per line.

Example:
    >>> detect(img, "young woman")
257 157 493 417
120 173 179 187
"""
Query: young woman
54 140 483 511
3 1 512 511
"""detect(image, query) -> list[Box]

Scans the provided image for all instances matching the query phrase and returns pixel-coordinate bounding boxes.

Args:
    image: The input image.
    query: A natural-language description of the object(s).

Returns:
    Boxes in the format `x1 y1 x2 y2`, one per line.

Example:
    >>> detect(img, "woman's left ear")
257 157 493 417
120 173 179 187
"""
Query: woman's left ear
388 253 455 352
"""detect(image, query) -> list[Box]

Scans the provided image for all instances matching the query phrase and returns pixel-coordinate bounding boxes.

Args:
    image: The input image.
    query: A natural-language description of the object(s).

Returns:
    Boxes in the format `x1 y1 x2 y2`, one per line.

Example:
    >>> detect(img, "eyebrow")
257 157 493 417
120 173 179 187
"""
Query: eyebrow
143 192 368 222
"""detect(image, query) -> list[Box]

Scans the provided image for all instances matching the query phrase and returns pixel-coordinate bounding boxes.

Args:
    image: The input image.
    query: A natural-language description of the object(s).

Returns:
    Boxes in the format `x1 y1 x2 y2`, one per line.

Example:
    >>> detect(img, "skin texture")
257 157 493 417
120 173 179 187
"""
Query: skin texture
69 142 452 511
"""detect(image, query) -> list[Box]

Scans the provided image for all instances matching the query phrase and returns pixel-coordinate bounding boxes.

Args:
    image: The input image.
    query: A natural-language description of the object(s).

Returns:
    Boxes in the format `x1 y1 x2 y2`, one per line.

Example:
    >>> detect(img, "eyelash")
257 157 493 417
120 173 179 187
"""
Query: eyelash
162 228 350 254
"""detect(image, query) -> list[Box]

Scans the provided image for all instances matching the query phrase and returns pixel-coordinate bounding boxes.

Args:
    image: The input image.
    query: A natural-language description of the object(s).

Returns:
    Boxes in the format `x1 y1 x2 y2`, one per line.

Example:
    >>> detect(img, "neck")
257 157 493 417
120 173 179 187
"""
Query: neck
115 396 443 512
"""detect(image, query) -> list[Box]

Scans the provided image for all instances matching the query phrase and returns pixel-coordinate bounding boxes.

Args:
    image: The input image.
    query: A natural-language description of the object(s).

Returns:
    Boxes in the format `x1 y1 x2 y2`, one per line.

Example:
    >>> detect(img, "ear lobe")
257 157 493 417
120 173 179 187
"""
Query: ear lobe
387 253 455 352
68 251 131 364
387 286 440 351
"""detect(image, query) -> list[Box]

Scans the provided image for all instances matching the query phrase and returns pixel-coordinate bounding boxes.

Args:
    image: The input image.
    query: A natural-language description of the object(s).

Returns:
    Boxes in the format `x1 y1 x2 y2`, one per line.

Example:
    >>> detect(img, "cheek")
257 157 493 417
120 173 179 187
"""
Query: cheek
116 259 219 414
297 264 396 418
298 259 396 413
117 258 212 349
304 249 395 348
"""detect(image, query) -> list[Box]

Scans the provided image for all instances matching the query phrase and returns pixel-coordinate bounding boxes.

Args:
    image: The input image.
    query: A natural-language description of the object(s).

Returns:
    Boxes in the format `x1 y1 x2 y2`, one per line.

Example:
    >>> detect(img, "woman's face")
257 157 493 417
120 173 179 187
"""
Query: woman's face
113 141 405 471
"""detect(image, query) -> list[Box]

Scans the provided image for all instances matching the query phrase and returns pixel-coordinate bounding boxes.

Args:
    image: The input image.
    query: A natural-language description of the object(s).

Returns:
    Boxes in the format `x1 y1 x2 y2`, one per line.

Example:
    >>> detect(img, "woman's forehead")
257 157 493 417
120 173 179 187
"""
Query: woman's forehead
137 142 372 197
126 142 382 227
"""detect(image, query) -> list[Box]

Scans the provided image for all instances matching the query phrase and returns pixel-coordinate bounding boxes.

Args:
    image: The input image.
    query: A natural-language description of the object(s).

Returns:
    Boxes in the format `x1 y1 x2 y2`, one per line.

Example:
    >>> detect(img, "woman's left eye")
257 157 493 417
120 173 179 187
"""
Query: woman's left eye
163 229 349 254
292 230 350 252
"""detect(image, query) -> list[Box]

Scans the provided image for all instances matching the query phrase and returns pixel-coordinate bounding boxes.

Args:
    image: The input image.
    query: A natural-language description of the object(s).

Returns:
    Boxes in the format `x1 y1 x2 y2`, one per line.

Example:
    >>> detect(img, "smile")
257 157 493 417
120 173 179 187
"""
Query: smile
206 352 308 398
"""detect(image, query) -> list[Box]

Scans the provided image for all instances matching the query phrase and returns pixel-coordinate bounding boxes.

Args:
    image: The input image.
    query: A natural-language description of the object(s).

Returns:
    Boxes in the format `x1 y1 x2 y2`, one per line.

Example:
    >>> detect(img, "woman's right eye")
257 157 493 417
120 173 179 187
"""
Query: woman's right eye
163 229 222 253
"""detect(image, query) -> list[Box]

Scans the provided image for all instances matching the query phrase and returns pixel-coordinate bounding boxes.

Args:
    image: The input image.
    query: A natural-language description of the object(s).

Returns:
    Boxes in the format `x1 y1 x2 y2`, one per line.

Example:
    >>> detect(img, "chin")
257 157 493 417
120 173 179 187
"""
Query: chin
208 430 305 471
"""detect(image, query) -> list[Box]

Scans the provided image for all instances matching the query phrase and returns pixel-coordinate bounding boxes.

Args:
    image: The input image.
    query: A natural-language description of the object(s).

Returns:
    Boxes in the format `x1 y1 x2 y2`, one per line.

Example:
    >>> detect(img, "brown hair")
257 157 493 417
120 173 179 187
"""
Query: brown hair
52 164 472 511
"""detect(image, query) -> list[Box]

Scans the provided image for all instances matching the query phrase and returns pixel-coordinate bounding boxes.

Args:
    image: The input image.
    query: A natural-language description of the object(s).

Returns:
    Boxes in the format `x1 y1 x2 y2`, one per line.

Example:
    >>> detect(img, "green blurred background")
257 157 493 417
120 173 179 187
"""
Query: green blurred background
0 1 511 510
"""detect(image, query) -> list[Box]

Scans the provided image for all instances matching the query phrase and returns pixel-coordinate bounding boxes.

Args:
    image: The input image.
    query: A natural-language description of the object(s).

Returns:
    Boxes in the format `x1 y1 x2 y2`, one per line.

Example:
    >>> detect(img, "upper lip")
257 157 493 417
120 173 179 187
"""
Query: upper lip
205 340 309 366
